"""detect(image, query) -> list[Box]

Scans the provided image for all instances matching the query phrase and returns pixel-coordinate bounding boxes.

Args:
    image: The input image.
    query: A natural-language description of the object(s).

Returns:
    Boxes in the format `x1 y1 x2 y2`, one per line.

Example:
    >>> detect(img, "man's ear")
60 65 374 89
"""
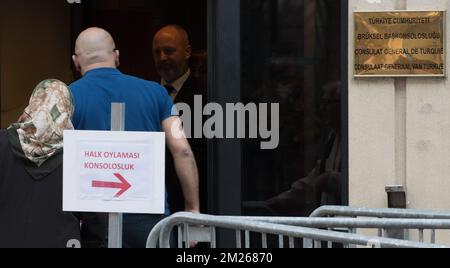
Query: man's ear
72 55 81 72
185 45 192 60
115 49 121 67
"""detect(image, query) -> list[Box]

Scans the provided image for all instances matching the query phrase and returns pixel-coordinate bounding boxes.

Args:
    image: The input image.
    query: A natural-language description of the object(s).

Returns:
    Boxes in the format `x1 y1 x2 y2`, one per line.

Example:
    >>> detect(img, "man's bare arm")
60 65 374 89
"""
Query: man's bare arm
162 116 200 213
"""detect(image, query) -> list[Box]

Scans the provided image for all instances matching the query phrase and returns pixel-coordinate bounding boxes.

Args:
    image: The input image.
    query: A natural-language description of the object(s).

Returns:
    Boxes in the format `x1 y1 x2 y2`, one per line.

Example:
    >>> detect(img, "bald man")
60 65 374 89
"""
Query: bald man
70 27 199 248
152 25 207 214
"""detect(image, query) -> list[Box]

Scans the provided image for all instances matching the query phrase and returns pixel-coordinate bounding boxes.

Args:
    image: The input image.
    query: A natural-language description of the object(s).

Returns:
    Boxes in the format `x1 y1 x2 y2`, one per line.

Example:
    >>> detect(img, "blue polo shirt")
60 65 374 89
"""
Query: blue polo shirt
69 68 176 216
69 68 175 132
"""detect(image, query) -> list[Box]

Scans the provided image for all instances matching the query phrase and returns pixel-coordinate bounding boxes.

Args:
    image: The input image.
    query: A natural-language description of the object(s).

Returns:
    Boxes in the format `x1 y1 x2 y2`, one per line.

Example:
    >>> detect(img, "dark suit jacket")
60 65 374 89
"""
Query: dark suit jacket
166 74 207 213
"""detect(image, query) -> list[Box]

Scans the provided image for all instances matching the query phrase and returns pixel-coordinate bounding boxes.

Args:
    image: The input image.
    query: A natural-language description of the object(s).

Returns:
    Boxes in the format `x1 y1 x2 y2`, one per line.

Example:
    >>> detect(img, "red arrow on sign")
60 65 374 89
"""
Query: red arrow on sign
92 173 132 198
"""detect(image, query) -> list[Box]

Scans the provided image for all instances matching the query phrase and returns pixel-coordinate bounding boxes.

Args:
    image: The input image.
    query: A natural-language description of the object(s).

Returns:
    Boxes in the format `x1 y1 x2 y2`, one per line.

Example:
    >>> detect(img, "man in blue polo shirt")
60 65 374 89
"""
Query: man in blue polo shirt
70 27 199 248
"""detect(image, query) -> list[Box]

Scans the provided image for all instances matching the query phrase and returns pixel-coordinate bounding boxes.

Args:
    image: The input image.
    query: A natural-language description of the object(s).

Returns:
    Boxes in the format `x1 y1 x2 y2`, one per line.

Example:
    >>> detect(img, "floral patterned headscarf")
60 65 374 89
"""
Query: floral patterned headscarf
9 79 74 167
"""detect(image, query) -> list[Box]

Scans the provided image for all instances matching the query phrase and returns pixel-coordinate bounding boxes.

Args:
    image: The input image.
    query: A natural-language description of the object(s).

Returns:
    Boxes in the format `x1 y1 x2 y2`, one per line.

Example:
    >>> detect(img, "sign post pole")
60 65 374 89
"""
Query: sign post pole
109 103 125 248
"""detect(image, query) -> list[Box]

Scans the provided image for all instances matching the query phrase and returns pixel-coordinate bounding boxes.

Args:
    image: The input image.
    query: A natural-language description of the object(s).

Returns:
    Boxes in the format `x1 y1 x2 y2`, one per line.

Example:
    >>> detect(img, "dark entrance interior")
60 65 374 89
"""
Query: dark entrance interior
71 0 207 81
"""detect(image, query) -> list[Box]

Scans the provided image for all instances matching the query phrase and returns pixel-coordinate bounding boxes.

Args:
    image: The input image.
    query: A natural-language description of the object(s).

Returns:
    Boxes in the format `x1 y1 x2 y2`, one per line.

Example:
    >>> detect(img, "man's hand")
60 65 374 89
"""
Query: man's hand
186 209 201 248
185 208 200 214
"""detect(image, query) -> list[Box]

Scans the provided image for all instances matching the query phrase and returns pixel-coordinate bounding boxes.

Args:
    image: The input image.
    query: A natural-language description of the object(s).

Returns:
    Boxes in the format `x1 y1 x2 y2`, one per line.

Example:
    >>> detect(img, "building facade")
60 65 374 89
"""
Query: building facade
1 0 450 245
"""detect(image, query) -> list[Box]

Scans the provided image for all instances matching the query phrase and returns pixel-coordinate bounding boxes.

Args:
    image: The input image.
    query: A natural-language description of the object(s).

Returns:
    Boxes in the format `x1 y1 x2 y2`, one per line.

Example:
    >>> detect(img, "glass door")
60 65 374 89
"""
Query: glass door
208 0 348 222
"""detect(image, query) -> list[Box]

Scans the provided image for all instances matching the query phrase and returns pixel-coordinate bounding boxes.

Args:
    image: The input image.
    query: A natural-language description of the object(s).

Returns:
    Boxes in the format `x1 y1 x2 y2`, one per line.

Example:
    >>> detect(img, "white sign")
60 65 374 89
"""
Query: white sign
63 130 166 214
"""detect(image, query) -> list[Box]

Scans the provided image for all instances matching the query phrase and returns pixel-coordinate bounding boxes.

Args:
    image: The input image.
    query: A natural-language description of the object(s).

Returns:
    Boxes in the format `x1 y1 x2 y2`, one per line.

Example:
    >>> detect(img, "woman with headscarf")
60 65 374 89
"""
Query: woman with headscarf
0 79 81 248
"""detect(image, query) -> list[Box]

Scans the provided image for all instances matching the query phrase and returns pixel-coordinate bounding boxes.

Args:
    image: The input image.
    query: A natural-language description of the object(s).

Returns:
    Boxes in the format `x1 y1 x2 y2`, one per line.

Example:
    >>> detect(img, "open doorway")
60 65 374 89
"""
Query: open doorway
74 0 209 215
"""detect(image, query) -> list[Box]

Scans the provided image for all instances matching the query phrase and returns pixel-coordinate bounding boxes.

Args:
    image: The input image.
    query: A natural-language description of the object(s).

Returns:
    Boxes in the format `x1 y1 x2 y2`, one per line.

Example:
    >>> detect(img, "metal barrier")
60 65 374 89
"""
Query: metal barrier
146 212 449 248
310 206 450 219
309 206 450 244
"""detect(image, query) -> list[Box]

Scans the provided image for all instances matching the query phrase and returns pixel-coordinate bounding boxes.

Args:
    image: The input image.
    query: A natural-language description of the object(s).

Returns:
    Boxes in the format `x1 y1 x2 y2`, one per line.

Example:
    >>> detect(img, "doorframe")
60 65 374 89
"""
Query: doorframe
207 0 242 217
341 0 349 206
207 0 242 248
0 10 2 128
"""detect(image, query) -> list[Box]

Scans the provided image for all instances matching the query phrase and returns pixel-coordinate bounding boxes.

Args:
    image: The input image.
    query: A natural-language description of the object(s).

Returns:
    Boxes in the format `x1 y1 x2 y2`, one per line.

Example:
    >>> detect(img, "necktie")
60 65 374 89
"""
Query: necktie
164 85 177 100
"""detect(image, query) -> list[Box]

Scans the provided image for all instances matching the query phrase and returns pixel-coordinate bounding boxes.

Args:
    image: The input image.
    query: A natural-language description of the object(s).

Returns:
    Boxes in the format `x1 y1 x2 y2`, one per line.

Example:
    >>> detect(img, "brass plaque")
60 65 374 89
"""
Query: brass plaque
354 11 445 77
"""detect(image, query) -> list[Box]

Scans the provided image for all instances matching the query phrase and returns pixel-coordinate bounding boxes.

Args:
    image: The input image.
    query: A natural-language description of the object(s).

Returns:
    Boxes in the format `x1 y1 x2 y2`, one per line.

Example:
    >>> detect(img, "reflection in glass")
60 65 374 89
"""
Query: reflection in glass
241 0 342 217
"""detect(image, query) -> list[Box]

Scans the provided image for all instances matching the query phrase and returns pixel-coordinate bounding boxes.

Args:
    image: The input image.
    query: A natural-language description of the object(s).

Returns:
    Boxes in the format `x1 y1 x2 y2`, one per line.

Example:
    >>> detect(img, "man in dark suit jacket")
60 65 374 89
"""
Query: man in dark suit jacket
152 25 207 214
